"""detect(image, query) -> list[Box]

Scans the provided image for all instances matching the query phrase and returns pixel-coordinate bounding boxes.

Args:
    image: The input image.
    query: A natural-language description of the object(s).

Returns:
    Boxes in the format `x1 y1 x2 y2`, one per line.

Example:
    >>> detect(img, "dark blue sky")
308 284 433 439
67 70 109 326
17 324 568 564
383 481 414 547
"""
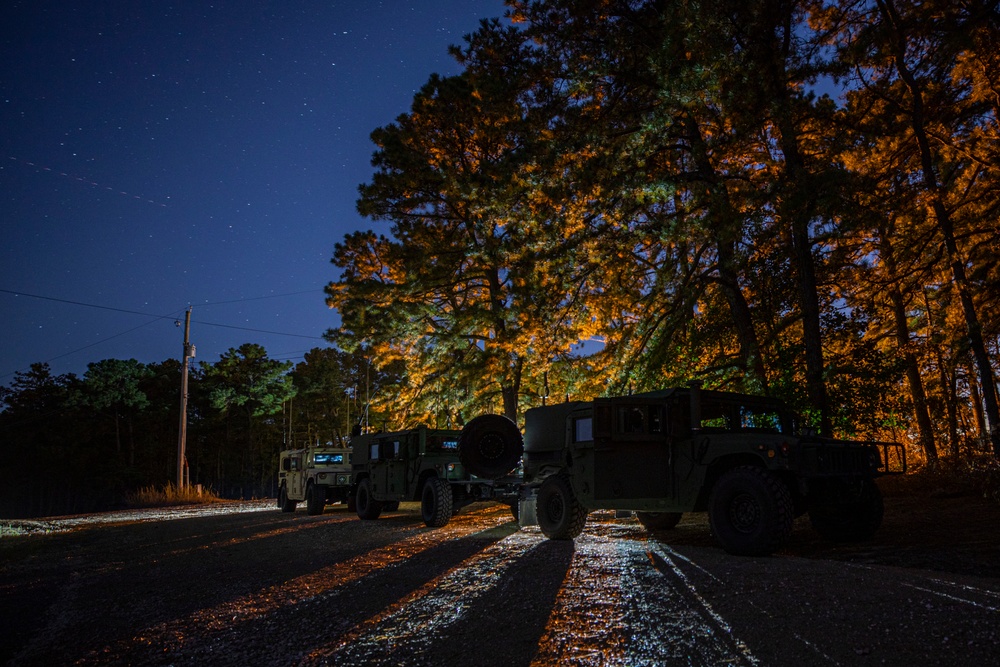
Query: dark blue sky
1 1 510 382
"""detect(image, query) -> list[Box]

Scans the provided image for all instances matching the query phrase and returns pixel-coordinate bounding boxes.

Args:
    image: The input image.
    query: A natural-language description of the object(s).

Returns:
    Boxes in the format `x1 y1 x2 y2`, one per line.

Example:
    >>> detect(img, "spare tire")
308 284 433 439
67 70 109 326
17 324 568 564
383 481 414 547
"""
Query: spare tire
458 414 523 479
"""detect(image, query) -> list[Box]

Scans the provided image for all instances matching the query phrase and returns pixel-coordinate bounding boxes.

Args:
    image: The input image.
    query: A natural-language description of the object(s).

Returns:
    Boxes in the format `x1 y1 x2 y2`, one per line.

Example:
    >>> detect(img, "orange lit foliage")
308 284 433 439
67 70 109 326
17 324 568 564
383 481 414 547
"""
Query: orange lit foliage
815 0 1000 456
328 1 999 460
326 33 599 424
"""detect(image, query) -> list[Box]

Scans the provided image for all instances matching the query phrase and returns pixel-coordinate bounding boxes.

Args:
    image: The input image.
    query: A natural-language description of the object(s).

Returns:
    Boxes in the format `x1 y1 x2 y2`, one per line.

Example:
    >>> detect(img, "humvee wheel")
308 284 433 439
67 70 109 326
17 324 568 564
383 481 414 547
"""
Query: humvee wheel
306 484 326 515
421 477 453 527
537 474 588 540
458 414 524 480
636 511 682 530
809 479 884 542
356 478 383 520
383 501 400 512
709 466 793 556
278 485 297 513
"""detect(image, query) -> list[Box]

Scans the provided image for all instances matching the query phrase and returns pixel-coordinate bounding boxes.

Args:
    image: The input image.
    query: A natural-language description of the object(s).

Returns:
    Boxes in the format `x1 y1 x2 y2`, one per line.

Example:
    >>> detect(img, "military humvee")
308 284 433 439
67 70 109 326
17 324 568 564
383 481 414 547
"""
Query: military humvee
351 425 521 528
277 444 354 515
459 386 906 556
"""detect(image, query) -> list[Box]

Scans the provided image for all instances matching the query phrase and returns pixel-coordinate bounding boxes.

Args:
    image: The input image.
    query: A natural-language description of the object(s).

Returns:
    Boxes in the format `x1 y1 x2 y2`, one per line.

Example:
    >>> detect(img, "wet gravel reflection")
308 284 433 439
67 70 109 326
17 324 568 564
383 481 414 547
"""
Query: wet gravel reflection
8 501 999 666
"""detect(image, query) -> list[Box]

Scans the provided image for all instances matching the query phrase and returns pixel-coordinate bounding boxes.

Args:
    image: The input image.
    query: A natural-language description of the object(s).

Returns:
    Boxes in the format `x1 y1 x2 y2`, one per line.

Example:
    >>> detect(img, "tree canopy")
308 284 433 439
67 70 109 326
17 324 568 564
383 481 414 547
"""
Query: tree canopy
327 0 1000 460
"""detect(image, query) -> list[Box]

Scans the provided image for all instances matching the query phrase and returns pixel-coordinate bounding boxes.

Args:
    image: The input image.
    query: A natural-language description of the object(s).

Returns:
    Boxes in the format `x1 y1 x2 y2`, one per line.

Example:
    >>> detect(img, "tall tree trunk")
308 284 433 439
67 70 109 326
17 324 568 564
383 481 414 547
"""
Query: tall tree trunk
945 359 960 458
968 360 988 452
128 418 135 468
890 289 937 464
878 0 1000 457
501 356 524 422
740 0 831 432
882 227 937 463
685 113 770 393
114 411 122 455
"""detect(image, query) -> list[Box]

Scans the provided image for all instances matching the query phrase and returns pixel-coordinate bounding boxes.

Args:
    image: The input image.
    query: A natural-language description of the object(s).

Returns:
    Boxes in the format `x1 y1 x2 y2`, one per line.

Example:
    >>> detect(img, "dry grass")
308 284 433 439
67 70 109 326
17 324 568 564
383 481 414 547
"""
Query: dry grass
879 456 1000 504
125 483 221 508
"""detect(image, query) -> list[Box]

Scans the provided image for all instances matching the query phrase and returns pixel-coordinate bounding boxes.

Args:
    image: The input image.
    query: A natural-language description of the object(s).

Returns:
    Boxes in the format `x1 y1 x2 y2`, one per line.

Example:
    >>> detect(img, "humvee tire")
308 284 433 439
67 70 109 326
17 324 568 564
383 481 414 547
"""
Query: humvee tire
809 478 884 542
278 485 297 513
709 466 793 556
306 483 325 515
537 474 588 540
356 478 383 520
421 477 453 527
458 414 523 480
636 511 682 530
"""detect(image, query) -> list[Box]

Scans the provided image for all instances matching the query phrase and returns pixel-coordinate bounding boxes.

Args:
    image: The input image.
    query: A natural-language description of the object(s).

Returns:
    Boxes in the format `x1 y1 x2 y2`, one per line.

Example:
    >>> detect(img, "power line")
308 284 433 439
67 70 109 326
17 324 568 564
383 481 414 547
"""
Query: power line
197 290 320 306
1 287 330 379
194 319 327 340
0 317 165 381
0 288 180 320
2 288 330 337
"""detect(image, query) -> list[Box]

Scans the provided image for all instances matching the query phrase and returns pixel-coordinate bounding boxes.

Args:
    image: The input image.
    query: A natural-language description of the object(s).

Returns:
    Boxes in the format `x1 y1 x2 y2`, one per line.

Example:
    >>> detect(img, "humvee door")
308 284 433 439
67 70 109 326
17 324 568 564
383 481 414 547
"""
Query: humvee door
591 397 676 503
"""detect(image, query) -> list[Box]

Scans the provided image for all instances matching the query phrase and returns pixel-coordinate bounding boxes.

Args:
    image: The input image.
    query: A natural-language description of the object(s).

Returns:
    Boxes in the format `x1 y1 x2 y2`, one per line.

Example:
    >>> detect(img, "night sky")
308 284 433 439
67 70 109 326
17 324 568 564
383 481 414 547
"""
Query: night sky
1 1 510 383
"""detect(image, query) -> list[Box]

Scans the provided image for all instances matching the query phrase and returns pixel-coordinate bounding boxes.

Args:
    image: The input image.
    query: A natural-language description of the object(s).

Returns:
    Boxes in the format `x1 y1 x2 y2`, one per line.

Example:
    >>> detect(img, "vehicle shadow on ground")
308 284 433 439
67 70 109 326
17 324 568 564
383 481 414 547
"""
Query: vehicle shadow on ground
641 494 1000 579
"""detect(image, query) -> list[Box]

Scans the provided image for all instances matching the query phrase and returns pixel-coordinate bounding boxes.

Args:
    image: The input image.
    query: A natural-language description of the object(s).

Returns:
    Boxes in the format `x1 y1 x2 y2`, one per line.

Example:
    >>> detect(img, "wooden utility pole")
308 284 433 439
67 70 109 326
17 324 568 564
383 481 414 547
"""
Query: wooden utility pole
177 307 194 490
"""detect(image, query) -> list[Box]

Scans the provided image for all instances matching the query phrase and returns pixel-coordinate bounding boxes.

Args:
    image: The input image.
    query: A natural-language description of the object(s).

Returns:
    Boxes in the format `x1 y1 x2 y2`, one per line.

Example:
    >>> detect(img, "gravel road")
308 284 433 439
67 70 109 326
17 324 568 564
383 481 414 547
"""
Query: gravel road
2 490 999 666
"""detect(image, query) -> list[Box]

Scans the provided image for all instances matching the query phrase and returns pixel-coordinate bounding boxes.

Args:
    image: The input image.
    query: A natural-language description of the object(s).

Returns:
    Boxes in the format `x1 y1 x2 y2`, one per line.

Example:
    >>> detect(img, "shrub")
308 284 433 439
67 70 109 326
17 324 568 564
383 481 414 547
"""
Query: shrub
125 483 220 508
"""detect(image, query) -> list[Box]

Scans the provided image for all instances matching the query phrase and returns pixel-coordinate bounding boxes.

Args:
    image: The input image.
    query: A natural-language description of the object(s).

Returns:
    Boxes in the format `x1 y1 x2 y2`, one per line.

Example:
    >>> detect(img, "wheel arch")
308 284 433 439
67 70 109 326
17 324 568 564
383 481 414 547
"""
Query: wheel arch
413 469 439 501
695 453 768 511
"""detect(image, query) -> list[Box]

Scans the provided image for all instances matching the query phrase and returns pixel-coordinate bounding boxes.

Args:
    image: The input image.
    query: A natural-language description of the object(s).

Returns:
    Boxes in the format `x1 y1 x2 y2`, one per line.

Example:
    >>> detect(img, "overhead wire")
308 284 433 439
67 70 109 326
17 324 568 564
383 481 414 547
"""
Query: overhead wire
0 287 331 380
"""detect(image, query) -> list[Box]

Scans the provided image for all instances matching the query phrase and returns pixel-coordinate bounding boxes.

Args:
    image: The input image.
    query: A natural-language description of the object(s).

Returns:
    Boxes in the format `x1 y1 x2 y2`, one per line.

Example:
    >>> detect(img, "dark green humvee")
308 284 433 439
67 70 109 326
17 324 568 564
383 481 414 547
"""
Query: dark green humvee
460 386 906 556
351 425 521 528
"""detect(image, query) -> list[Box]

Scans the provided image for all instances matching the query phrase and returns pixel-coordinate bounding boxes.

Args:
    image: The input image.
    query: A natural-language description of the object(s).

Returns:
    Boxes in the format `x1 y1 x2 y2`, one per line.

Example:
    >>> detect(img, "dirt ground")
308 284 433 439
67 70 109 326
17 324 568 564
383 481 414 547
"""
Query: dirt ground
2 473 999 666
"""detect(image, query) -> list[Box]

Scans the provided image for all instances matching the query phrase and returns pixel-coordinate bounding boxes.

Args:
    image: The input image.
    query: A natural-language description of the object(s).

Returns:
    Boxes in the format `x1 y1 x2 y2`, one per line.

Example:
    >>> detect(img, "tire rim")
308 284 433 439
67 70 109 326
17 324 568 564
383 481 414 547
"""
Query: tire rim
544 493 565 523
729 492 760 533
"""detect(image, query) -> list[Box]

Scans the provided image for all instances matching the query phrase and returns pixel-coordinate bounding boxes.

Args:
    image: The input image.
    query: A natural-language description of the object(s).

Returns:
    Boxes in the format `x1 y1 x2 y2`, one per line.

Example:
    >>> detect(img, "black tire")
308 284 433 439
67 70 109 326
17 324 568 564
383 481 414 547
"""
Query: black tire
537 474 588 540
458 414 523 480
636 511 682 530
278 485 297 513
421 477 453 527
809 479 884 542
709 466 793 556
306 483 326 515
383 501 400 512
356 477 383 520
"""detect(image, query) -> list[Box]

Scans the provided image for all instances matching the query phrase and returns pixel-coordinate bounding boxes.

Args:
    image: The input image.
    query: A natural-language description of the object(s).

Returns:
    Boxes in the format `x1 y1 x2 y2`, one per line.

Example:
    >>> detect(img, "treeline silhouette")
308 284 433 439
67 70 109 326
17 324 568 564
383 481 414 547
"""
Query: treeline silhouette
0 345 384 518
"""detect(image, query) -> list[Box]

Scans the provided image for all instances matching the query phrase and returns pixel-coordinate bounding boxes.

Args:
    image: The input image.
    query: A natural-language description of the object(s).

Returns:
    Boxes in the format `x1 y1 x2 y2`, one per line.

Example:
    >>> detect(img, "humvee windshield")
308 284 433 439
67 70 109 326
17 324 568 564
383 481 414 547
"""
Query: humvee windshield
314 452 346 465
699 399 787 433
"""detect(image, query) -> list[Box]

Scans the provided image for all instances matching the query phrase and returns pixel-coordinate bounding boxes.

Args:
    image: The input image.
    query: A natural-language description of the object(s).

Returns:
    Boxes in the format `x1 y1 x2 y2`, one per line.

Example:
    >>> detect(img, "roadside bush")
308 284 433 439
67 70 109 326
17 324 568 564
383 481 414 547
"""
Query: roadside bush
125 483 220 508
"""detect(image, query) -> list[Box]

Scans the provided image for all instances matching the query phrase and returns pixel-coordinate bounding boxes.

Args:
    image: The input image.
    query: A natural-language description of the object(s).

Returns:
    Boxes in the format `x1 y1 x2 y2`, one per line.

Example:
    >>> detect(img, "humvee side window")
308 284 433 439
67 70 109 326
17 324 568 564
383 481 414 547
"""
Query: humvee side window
739 407 781 431
648 406 664 434
617 407 645 434
290 457 301 472
281 458 291 472
699 401 730 429
369 443 380 460
574 417 593 442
